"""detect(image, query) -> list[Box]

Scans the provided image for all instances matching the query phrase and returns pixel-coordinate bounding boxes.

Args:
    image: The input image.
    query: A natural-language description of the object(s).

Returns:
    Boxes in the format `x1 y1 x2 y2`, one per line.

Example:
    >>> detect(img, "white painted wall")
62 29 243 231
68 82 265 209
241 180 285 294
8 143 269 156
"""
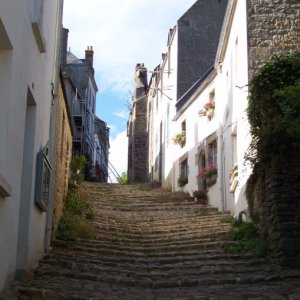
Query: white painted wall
148 0 251 216
148 28 178 188
214 0 250 215
0 0 63 291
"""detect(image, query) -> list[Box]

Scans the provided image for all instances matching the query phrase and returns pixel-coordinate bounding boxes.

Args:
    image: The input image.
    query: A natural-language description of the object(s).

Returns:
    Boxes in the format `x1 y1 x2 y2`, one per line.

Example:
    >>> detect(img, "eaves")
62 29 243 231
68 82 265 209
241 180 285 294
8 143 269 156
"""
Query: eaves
173 67 217 121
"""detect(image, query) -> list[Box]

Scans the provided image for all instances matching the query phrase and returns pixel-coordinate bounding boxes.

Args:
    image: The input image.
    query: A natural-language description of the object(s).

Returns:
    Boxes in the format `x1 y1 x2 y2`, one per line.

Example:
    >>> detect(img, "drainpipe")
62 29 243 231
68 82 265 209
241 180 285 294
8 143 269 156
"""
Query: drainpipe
219 126 227 211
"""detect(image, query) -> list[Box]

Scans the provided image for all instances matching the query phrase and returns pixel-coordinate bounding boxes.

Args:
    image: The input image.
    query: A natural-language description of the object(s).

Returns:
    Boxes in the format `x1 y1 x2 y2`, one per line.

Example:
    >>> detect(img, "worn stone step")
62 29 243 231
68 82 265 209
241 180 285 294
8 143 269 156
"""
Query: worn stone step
14 182 300 299
52 238 232 254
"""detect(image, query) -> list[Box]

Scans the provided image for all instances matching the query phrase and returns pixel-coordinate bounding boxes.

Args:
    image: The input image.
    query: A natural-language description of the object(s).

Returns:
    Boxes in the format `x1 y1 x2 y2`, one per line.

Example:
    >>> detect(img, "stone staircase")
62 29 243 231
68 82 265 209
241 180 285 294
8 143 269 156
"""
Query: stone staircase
11 183 300 299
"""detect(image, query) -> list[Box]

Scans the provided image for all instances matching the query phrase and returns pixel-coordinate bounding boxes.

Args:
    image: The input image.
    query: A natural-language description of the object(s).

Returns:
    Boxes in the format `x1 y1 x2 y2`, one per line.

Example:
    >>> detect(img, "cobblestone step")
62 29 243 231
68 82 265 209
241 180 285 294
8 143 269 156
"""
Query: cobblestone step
11 182 300 299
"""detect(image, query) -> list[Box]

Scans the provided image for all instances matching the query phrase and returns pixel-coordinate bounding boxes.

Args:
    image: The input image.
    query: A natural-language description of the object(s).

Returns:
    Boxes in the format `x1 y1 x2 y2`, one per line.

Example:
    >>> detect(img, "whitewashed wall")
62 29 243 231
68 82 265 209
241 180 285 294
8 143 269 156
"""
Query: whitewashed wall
0 0 63 291
215 0 250 215
149 0 251 216
148 28 178 188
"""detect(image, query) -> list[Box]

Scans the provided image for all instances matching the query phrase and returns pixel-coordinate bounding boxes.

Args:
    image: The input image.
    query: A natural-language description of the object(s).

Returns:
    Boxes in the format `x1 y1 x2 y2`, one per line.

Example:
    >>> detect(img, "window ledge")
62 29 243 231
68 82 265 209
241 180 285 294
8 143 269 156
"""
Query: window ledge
32 21 46 53
0 18 13 50
0 174 12 198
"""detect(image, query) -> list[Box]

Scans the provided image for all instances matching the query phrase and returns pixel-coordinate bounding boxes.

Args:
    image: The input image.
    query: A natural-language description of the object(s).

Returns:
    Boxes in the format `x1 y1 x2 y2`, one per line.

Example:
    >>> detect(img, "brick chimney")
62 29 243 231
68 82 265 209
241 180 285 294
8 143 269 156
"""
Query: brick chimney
85 46 94 68
134 63 148 100
60 28 69 66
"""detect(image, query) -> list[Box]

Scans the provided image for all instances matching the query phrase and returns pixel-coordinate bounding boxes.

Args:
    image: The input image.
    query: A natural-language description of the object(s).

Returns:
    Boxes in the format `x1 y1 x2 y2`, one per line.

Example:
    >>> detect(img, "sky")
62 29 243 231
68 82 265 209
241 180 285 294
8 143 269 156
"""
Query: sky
63 0 197 182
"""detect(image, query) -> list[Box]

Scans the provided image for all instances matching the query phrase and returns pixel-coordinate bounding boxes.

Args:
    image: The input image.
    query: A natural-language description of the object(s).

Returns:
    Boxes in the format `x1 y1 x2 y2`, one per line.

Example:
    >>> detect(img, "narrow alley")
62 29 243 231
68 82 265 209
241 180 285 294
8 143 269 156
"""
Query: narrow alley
11 183 300 300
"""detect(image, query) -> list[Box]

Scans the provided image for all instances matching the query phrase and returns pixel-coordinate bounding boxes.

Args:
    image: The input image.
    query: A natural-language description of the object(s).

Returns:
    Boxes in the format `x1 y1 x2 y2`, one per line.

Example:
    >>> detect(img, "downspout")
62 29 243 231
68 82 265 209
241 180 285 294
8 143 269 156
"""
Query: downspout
219 125 227 211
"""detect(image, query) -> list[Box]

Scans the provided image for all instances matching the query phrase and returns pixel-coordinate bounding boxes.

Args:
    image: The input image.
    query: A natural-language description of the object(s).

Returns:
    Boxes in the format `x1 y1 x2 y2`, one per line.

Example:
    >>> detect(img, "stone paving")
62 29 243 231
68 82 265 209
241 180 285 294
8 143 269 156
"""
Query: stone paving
10 183 300 299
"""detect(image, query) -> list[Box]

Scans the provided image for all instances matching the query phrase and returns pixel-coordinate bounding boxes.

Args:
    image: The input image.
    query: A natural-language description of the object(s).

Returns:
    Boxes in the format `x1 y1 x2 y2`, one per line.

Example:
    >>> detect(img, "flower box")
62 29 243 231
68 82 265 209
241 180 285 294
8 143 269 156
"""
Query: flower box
230 176 238 193
173 132 186 147
198 101 215 118
229 164 238 193
199 164 217 187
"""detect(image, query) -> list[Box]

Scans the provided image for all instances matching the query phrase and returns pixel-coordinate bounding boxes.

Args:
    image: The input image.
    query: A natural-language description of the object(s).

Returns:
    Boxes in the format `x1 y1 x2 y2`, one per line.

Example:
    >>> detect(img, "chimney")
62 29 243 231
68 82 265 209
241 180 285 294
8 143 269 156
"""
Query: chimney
61 28 69 66
85 46 94 68
134 63 148 100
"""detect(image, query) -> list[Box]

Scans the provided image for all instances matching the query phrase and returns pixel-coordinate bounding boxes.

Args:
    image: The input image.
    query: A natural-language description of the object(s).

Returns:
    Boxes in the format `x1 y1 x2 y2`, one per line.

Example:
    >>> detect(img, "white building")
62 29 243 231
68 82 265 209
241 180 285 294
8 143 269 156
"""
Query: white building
0 0 63 292
147 0 250 215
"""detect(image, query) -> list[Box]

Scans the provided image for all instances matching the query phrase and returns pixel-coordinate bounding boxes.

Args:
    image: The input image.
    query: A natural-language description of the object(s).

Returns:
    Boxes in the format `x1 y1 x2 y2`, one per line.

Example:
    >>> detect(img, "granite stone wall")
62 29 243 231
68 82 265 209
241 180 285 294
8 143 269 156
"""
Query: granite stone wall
127 64 149 182
247 0 300 80
52 81 72 238
247 0 300 266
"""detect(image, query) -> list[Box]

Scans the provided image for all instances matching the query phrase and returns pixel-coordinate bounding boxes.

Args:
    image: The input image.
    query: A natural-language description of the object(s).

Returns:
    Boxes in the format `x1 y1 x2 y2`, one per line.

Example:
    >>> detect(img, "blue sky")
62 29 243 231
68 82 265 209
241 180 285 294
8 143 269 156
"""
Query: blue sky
63 0 197 181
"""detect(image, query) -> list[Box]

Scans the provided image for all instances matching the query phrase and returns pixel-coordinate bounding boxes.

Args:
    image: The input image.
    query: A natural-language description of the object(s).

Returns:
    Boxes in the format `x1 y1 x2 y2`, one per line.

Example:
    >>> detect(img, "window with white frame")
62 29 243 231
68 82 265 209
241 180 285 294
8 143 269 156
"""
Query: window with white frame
180 159 188 180
208 140 217 166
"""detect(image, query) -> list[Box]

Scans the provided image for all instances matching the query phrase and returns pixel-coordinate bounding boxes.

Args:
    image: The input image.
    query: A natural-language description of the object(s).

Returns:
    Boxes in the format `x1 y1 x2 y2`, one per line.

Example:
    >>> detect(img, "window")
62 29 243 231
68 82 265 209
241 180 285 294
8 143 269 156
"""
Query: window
180 159 188 179
32 0 46 53
208 140 217 165
209 89 215 102
178 158 188 187
0 18 13 50
181 120 186 132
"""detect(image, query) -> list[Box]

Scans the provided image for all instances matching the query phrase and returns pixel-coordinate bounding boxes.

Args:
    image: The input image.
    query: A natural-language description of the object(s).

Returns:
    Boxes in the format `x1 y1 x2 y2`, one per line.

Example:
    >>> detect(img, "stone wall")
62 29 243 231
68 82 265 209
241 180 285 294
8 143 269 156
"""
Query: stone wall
251 158 300 267
247 0 300 266
52 79 72 238
127 64 148 182
247 0 300 79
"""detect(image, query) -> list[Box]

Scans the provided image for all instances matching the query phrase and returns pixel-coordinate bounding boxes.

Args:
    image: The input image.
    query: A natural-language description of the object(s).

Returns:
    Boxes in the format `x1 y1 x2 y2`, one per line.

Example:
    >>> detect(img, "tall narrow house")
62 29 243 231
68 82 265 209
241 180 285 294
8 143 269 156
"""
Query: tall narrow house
61 28 110 181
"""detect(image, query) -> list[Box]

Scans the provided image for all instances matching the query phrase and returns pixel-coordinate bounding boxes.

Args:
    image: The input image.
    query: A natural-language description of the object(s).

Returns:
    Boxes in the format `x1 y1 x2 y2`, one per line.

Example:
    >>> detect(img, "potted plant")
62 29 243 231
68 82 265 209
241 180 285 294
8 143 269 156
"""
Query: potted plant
193 190 208 205
177 175 188 188
173 132 186 147
198 101 215 118
199 164 218 187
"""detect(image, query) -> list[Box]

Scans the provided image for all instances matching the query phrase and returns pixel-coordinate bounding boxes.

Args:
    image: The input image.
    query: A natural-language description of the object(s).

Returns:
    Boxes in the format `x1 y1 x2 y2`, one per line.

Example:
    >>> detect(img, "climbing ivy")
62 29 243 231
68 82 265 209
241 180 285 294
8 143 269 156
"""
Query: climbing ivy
246 52 300 166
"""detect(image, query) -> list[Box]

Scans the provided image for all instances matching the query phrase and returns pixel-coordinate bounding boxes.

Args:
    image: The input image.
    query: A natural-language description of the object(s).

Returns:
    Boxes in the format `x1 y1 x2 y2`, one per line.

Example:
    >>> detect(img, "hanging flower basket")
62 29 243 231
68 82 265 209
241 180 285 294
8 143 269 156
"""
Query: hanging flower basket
199 164 217 178
199 164 218 187
198 101 215 118
173 132 186 147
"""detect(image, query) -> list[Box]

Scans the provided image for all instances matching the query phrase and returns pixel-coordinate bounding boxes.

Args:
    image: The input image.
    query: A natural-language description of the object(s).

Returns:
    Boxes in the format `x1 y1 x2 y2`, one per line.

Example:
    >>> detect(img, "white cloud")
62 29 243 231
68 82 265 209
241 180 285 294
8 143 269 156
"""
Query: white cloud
113 110 129 120
108 130 128 183
63 0 197 94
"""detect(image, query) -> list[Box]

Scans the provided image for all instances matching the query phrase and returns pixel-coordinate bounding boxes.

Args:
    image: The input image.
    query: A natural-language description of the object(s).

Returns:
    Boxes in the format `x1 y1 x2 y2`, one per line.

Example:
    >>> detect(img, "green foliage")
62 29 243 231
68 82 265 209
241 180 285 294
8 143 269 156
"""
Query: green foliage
173 132 186 147
56 213 94 241
56 156 95 241
247 52 300 165
177 176 188 188
69 155 87 187
117 172 128 184
220 215 236 225
224 214 267 257
65 187 95 219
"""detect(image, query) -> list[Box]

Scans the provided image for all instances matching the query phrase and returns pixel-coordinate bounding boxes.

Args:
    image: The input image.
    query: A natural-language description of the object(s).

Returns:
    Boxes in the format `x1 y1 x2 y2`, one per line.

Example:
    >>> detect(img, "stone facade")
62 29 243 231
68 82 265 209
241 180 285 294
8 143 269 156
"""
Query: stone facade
247 0 300 266
61 28 99 179
94 116 110 182
127 64 148 182
51 77 73 238
247 0 300 79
